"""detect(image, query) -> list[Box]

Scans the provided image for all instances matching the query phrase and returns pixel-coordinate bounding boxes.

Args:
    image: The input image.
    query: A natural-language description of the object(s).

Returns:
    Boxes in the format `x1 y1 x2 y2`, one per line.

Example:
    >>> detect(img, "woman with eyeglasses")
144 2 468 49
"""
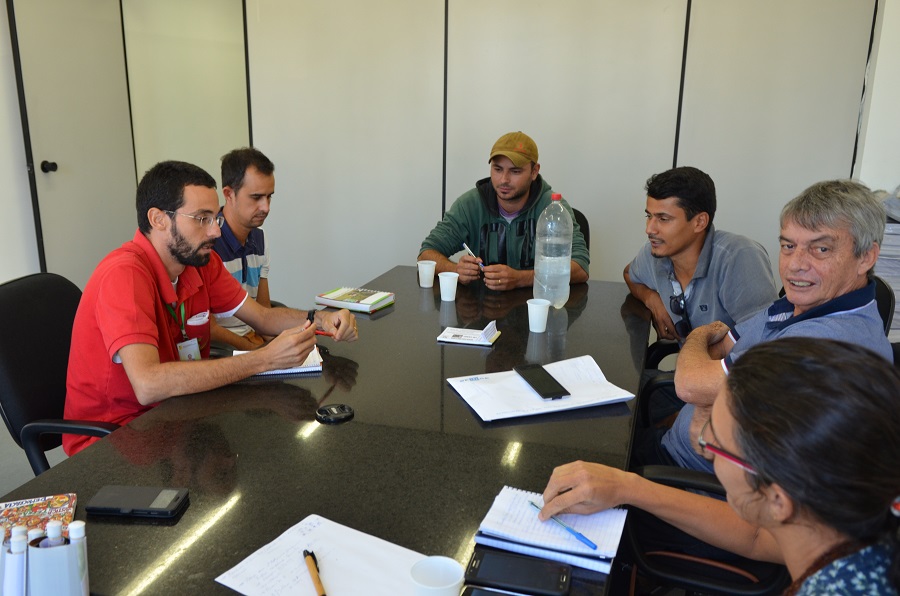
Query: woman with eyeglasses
540 337 899 594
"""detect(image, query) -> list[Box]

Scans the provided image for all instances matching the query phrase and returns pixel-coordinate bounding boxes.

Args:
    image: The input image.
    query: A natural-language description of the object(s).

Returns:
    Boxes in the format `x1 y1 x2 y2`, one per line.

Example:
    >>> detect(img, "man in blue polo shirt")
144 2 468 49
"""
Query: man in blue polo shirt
211 147 277 351
665 179 892 473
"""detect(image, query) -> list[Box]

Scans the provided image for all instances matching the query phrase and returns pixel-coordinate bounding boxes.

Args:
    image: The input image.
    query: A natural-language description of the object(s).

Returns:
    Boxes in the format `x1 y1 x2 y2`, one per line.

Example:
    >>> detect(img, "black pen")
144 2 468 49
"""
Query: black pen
303 549 327 596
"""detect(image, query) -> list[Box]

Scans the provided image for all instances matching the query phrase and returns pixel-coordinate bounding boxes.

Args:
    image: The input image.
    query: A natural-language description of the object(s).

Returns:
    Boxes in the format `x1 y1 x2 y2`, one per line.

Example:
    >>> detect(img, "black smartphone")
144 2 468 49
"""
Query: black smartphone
465 550 571 596
86 486 189 518
514 364 570 400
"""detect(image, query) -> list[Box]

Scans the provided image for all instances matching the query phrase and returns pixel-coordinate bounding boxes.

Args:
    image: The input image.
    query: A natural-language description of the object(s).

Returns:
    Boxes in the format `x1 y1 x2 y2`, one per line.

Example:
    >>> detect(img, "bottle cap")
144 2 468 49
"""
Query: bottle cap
10 525 27 537
10 534 27 554
46 519 63 538
27 528 44 541
68 520 86 540
551 193 562 201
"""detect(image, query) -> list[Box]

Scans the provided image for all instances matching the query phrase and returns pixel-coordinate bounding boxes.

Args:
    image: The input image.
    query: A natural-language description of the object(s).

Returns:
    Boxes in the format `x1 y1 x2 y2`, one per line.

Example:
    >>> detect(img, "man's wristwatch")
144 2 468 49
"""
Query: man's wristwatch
307 309 319 326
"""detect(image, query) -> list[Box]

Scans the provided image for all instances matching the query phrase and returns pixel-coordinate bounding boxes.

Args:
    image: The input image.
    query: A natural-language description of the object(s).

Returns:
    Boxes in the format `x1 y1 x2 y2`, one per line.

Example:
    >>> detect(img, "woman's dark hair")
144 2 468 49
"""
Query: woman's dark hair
727 338 900 588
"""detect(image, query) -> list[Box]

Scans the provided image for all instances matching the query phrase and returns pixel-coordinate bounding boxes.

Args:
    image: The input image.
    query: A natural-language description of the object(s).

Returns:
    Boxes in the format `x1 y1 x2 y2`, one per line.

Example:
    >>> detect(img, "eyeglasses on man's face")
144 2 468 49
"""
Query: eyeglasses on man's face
698 419 758 475
164 210 224 229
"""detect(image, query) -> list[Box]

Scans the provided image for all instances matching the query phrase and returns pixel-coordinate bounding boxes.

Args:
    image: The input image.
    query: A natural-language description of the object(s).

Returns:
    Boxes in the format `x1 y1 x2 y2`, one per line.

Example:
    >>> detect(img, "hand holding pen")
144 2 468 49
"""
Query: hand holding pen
529 501 598 550
457 242 484 284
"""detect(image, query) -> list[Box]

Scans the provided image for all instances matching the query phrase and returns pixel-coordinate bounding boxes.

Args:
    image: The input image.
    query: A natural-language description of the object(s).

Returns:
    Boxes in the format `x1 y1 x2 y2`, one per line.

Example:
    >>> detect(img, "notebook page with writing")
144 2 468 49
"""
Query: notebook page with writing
479 486 627 560
216 514 424 595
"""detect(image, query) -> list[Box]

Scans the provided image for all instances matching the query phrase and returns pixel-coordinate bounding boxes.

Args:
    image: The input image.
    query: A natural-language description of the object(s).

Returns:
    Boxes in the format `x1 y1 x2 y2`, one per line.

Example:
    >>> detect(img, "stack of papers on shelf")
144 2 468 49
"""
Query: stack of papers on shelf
216 514 424 595
437 320 500 346
447 355 633 422
315 287 395 313
475 486 627 573
234 345 323 377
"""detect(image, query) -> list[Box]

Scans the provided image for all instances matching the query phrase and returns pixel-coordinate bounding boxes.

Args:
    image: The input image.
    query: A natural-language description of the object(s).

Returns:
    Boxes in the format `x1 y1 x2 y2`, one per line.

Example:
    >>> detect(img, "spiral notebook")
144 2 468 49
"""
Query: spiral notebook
474 486 627 573
234 346 323 377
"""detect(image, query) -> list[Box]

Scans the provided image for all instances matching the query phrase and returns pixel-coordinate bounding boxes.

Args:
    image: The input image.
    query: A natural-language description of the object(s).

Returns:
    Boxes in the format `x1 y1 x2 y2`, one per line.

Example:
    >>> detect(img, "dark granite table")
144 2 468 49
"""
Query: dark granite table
1 266 650 595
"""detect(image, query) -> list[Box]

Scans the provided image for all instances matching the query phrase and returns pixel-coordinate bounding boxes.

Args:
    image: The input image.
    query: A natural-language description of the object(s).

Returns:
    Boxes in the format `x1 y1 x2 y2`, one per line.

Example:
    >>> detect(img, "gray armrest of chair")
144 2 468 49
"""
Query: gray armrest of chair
21 419 119 475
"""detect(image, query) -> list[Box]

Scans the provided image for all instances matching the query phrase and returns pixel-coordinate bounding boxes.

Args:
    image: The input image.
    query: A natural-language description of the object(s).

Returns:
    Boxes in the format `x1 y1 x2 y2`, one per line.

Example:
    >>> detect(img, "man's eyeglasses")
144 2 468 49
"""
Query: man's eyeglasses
669 293 693 337
698 419 757 475
164 210 224 229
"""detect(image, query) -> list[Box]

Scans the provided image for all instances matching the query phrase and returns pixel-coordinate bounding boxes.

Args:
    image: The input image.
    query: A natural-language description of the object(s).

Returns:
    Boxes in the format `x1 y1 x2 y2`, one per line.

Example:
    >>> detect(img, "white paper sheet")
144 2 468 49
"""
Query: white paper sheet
447 355 633 421
215 515 425 595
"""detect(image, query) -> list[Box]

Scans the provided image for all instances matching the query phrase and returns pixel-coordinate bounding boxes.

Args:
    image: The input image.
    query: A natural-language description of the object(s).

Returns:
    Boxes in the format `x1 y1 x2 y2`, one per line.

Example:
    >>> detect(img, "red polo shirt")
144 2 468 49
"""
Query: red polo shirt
63 231 247 455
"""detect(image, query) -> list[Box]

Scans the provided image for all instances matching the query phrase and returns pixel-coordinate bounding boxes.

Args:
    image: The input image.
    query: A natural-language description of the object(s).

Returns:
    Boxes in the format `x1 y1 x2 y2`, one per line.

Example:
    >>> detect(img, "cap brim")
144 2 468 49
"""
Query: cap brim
489 151 532 168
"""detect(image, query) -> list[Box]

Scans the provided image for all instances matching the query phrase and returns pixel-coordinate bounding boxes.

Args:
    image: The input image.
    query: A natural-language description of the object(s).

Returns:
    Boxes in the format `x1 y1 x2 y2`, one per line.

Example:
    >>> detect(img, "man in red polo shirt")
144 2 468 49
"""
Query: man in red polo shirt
64 160 358 455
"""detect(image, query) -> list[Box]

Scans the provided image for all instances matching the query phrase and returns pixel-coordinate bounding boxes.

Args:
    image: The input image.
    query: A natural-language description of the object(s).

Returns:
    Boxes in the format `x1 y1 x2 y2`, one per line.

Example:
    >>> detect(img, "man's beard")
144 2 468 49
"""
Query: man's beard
168 223 213 267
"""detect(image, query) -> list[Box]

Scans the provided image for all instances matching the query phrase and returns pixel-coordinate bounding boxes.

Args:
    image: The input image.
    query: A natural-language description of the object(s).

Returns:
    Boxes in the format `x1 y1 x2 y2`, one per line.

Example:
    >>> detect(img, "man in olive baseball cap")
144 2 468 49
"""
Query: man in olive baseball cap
418 131 589 291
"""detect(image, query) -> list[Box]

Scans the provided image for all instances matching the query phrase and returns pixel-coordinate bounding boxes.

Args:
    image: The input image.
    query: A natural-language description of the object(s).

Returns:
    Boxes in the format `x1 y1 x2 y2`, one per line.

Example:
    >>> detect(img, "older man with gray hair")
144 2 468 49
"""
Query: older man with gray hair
641 179 893 473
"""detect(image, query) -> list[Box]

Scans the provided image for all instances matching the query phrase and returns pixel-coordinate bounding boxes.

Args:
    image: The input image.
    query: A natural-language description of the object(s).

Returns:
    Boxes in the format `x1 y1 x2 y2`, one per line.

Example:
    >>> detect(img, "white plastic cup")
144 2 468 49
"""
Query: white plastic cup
438 272 459 302
527 298 551 333
417 260 437 288
410 556 464 596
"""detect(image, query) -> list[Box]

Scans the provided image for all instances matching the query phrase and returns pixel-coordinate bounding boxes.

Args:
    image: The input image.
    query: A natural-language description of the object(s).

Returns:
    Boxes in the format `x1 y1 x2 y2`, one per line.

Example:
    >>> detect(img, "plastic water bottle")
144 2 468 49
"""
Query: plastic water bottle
534 193 572 308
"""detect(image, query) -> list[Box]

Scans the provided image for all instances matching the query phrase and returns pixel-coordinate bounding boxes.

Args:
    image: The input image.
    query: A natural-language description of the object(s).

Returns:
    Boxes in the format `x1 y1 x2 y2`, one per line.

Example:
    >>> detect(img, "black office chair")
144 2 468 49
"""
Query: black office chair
622 466 791 595
0 273 119 475
573 208 590 251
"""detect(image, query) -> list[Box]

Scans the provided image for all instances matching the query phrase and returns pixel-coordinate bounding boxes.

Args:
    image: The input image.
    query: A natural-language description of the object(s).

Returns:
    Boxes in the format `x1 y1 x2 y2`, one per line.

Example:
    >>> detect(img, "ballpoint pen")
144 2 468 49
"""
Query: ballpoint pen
303 549 327 596
528 500 598 550
461 242 485 270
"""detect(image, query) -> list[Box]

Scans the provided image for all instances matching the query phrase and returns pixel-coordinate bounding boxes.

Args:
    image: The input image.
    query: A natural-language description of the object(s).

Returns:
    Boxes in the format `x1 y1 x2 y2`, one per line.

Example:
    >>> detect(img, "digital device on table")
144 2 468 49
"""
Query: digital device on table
465 550 571 596
85 486 189 518
513 364 570 400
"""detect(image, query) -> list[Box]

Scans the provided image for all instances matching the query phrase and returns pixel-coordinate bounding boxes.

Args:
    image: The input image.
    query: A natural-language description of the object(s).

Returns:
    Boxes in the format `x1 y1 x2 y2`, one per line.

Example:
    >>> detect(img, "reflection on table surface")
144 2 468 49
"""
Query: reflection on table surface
1 266 650 595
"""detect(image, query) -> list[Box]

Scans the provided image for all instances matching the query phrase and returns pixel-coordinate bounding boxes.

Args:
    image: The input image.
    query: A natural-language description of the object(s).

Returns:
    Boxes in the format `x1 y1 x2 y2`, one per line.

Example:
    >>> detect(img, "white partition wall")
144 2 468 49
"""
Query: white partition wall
123 0 249 183
246 0 445 305
858 0 900 192
678 0 875 271
446 0 687 282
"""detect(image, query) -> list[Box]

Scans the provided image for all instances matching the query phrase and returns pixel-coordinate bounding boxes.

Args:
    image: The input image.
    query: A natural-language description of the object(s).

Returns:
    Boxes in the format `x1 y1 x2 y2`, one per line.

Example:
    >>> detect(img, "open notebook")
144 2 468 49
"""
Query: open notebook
233 345 323 377
475 486 627 573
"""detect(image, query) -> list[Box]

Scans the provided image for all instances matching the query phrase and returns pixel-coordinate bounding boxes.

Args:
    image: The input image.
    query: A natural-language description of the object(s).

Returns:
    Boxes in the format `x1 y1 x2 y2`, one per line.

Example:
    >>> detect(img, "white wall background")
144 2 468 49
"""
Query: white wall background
858 0 900 192
123 0 249 183
4 0 899 294
246 0 445 307
678 0 875 270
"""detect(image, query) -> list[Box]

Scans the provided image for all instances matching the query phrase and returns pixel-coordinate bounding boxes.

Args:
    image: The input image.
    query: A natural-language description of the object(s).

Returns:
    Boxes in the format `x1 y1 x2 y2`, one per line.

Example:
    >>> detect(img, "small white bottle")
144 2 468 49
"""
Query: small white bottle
68 520 90 595
3 534 27 596
2 525 27 549
38 520 67 548
26 528 44 545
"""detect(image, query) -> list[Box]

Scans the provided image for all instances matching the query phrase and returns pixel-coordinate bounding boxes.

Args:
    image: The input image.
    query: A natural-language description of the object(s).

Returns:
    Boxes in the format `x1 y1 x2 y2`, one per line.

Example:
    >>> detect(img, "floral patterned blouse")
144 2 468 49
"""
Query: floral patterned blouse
798 544 897 595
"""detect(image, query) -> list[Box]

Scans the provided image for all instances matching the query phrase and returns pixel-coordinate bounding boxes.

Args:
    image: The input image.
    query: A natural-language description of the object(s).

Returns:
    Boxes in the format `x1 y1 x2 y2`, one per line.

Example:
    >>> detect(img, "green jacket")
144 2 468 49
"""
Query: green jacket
419 175 590 274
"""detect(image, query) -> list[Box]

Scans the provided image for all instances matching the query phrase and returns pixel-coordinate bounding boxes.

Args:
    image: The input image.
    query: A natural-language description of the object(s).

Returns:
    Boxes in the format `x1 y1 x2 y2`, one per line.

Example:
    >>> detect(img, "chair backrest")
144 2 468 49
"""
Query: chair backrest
573 208 590 251
0 273 81 450
873 274 895 334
